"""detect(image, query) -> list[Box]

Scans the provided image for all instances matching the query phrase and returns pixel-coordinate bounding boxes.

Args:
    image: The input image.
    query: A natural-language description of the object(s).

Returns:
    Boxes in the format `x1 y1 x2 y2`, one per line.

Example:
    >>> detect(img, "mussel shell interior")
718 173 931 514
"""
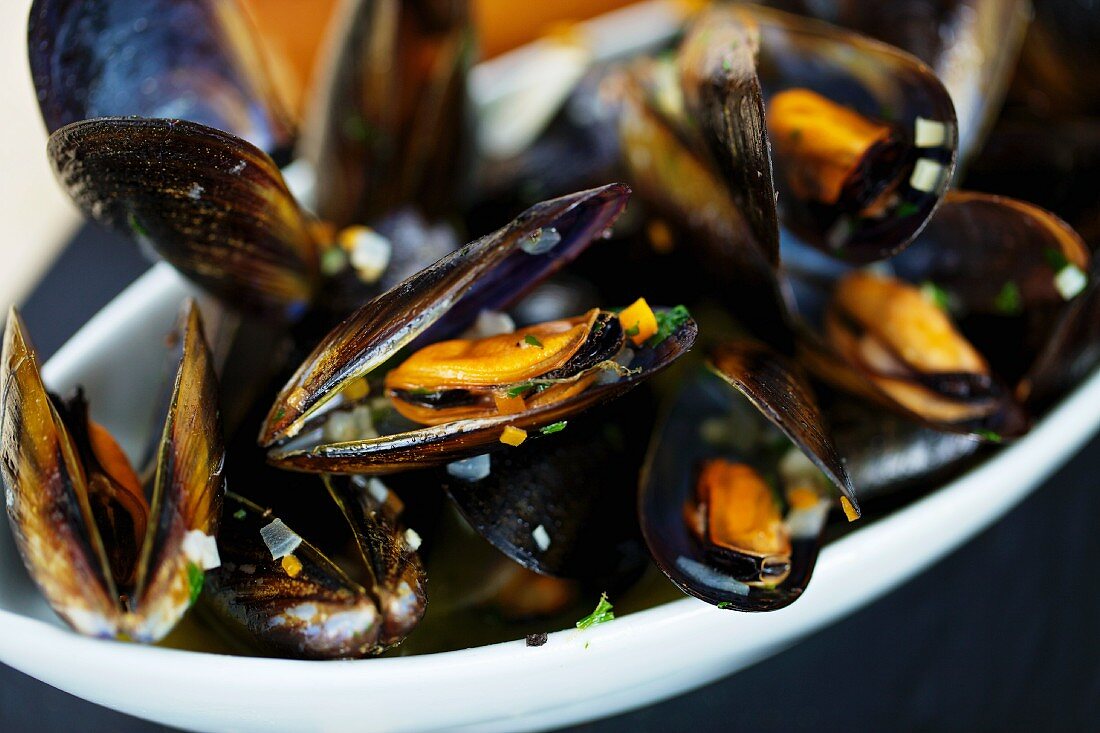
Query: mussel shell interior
888 192 1092 385
640 371 824 612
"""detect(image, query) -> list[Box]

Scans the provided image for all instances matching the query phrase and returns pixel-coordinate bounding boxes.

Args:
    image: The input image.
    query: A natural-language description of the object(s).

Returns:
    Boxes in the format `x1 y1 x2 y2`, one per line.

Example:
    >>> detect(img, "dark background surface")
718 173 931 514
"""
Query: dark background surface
1 226 1098 732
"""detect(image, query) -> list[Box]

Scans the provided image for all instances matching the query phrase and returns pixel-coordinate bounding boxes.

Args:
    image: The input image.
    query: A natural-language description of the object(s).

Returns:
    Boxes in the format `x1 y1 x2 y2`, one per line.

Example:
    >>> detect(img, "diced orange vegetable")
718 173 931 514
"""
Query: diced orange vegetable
840 496 860 522
786 485 820 511
343 378 370 401
619 298 659 346
281 554 303 578
493 392 527 415
500 426 528 446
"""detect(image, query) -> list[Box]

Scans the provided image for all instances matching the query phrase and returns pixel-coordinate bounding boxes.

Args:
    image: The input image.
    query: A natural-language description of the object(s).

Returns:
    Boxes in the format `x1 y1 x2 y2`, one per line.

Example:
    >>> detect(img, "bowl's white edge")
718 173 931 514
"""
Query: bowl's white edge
1 261 1098 733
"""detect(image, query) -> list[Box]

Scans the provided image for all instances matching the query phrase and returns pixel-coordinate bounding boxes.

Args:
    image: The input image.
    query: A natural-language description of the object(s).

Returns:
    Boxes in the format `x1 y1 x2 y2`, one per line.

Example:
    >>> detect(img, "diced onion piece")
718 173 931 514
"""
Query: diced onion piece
1055 264 1088 300
532 524 551 552
914 117 947 148
340 226 393 284
260 519 303 559
618 298 658 346
447 454 492 481
404 528 423 552
500 426 528 446
909 158 945 194
181 529 221 570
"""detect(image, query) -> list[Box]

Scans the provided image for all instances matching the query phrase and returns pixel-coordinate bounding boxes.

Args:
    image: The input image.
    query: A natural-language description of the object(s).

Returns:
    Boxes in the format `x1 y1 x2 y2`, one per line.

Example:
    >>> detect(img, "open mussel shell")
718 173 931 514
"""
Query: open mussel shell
887 192 1093 387
48 117 319 319
680 4 957 263
261 184 631 446
790 192 1091 442
640 343 856 612
441 401 649 582
301 0 473 227
759 0 1030 163
204 480 425 659
0 302 225 641
29 0 294 156
270 306 695 474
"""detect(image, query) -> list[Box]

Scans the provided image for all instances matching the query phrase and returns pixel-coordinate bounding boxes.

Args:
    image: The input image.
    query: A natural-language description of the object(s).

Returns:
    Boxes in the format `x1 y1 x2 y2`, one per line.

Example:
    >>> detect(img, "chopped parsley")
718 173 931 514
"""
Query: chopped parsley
920 281 951 311
540 421 568 435
576 593 615 630
1044 247 1070 272
127 212 148 238
625 323 641 338
507 383 534 398
524 334 544 349
186 562 205 606
645 305 692 349
976 429 1003 444
896 201 920 218
993 282 1022 315
233 508 247 521
722 57 733 72
274 407 286 421
717 601 734 609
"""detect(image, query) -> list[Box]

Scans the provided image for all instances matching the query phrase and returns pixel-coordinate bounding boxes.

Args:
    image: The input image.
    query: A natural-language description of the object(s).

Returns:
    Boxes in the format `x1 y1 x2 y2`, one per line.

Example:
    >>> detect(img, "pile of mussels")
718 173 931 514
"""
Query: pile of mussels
3 0 1098 658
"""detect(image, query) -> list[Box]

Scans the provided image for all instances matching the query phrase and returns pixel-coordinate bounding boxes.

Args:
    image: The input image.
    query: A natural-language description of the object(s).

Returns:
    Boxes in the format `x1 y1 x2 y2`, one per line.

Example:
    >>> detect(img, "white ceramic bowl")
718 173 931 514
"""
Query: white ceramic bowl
2 262 1099 733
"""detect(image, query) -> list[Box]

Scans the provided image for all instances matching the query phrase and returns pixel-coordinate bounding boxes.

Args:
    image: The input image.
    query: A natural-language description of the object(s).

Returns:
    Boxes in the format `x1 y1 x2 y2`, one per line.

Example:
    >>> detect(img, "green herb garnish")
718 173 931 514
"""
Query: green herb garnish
507 383 534 398
524 334 544 349
717 601 734 609
625 323 640 338
896 201 920 218
127 212 149 238
920 281 950 311
576 593 615 630
645 305 692 348
976 429 1003 443
233 508 247 521
540 421 568 435
993 282 1022 315
186 562 205 606
1044 247 1070 272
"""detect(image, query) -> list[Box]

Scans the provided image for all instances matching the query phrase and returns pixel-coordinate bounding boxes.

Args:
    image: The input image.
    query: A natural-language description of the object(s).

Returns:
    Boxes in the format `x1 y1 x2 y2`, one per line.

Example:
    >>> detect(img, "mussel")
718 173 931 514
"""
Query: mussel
759 0 1031 163
261 184 698 474
204 478 425 659
791 192 1092 442
641 341 858 612
0 302 224 641
674 3 958 263
29 0 295 157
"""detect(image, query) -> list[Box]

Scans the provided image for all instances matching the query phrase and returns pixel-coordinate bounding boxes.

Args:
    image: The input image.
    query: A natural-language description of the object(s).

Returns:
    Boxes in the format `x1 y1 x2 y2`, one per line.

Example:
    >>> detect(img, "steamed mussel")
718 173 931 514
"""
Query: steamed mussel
6 0 1100 661
0 302 224 641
